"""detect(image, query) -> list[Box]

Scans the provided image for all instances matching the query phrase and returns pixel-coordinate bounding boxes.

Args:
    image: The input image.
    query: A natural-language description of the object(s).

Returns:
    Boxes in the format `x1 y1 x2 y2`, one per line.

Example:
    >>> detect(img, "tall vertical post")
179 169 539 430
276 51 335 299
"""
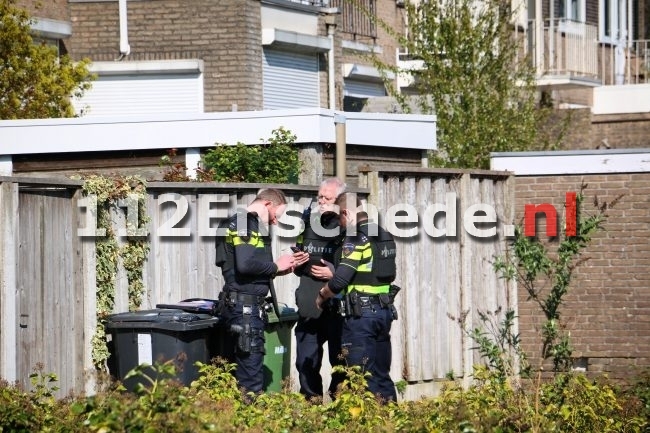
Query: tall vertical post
0 181 18 383
334 113 346 180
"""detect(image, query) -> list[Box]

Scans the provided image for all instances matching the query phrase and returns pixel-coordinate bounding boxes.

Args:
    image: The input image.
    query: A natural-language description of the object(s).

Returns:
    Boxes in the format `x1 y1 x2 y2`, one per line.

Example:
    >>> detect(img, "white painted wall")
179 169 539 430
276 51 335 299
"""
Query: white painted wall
592 84 650 115
261 4 319 35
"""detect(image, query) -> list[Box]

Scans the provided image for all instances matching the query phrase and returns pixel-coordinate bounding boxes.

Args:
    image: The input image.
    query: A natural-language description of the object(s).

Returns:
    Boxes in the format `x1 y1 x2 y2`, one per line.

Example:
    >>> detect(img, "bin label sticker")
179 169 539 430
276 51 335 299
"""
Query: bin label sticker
137 333 153 365
274 346 286 355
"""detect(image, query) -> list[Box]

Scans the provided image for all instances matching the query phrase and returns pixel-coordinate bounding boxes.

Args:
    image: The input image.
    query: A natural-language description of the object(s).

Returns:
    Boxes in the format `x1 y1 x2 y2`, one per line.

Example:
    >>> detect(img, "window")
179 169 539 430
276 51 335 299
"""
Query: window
557 0 586 35
600 0 628 43
560 0 585 22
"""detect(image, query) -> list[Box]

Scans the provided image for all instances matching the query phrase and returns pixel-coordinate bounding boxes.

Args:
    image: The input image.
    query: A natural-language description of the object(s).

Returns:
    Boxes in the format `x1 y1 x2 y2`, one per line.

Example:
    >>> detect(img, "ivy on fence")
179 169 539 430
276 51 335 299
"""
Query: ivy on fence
81 175 150 369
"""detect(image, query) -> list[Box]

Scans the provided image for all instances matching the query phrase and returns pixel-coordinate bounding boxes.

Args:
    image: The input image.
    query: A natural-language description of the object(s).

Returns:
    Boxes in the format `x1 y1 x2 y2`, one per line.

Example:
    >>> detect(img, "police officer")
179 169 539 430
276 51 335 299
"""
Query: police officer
215 188 307 395
293 177 346 401
316 192 398 402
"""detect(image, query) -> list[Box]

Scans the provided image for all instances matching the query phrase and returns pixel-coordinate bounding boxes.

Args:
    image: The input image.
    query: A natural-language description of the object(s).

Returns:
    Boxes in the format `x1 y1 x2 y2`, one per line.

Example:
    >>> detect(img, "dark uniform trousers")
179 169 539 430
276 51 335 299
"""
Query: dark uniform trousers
294 307 345 399
220 300 266 394
341 302 397 402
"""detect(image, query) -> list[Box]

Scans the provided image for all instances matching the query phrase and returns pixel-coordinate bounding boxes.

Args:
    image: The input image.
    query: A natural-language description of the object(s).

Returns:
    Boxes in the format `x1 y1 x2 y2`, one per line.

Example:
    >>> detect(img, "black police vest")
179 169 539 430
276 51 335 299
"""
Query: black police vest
215 211 273 286
299 211 342 268
352 222 397 285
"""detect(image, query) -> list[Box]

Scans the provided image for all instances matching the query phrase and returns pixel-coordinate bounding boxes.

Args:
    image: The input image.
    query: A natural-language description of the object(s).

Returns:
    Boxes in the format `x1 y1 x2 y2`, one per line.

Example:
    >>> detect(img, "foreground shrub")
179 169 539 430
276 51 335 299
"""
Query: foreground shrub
1 362 648 432
0 366 63 432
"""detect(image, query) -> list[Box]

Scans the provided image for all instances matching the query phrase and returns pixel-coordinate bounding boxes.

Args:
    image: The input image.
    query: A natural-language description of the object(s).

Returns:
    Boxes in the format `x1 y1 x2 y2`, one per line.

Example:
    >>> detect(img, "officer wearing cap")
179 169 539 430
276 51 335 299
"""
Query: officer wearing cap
316 192 398 403
215 188 307 395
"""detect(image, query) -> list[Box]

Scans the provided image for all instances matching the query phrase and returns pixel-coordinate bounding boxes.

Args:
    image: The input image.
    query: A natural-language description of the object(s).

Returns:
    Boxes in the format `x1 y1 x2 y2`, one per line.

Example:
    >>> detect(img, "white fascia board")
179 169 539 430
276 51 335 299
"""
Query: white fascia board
490 149 650 174
0 108 437 155
341 39 383 54
0 109 331 155
344 112 437 150
262 28 331 53
536 74 601 88
343 63 395 81
89 59 204 75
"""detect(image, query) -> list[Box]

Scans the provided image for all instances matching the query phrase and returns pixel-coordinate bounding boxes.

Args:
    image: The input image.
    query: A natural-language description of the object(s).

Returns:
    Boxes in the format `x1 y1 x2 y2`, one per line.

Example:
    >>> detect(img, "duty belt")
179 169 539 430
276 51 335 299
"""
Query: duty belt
358 295 382 305
229 292 266 305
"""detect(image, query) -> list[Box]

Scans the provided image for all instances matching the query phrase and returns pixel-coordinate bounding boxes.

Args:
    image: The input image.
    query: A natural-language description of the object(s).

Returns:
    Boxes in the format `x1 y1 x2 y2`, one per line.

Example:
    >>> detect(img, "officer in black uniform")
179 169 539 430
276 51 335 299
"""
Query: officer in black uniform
293 178 346 400
317 192 398 403
215 188 306 395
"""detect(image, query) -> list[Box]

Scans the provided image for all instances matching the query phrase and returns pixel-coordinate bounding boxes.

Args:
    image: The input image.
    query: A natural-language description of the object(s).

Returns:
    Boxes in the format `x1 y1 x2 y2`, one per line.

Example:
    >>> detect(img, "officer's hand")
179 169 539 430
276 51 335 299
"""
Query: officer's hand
274 253 295 275
316 285 334 310
310 259 334 281
292 251 309 267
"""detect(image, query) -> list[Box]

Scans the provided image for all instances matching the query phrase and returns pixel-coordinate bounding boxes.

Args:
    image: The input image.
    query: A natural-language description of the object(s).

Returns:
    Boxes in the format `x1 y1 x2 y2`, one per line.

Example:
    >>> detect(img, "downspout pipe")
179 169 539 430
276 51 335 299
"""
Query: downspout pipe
324 11 338 110
327 24 336 110
118 0 130 57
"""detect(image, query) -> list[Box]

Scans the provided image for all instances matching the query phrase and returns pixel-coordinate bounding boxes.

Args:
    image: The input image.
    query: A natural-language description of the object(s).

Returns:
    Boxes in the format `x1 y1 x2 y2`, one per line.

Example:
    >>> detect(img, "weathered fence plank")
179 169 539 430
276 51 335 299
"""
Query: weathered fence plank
0 182 19 384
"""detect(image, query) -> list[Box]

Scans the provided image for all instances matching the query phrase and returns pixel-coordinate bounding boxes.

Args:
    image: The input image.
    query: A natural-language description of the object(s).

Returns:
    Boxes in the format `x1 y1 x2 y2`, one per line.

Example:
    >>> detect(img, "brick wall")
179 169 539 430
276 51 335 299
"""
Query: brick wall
514 173 650 382
18 0 68 21
546 108 650 151
338 0 405 90
67 0 264 112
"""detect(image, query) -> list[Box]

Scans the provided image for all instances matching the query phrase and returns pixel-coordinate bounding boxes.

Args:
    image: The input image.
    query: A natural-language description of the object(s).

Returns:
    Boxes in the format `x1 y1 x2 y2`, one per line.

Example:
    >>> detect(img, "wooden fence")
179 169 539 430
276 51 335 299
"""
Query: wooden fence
0 169 514 400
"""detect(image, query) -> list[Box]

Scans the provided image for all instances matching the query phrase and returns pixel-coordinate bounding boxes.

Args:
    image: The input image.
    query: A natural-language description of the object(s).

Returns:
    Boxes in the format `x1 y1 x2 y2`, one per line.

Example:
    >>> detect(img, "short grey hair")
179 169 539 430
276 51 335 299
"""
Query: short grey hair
320 177 347 196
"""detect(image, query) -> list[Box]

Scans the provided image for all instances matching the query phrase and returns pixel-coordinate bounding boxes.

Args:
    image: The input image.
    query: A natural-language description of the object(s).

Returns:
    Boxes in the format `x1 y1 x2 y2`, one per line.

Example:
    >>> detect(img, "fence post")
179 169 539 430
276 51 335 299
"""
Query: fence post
0 181 18 383
74 188 99 395
458 172 474 387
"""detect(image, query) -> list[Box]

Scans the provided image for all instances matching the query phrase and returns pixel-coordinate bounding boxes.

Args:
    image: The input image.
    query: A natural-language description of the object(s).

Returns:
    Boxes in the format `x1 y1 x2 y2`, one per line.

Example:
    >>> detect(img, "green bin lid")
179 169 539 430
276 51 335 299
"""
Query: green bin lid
267 305 299 324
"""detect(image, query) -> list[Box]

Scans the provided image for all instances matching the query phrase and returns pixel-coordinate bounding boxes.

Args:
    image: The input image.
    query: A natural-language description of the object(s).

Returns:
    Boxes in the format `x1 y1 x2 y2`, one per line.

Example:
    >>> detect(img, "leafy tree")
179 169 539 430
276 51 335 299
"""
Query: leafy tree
0 0 93 119
370 0 564 169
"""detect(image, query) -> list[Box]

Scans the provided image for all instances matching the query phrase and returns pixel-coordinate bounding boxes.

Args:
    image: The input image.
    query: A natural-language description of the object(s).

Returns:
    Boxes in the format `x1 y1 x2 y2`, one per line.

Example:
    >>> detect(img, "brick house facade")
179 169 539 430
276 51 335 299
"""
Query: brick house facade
493 151 650 383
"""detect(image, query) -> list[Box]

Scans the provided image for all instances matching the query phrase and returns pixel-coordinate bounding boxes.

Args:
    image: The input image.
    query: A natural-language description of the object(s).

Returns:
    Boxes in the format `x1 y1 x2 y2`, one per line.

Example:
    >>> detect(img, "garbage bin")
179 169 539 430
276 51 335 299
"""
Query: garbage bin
263 306 299 392
106 308 219 391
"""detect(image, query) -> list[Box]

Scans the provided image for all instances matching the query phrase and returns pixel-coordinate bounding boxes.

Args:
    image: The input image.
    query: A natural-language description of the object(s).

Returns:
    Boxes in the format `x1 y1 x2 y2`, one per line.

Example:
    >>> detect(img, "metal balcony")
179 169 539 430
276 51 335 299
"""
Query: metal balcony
522 19 650 87
330 0 377 39
523 19 600 88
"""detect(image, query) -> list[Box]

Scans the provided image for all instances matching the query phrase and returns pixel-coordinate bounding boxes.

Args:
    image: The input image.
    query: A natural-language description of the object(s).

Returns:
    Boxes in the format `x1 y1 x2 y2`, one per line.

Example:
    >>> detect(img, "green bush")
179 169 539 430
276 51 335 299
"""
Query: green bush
3 362 648 432
202 127 300 184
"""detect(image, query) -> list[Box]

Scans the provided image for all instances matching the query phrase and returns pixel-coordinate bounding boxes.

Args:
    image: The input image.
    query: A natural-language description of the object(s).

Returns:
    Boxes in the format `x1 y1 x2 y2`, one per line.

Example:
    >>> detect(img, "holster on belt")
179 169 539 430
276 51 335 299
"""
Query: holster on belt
216 286 232 315
344 291 362 318
230 304 264 354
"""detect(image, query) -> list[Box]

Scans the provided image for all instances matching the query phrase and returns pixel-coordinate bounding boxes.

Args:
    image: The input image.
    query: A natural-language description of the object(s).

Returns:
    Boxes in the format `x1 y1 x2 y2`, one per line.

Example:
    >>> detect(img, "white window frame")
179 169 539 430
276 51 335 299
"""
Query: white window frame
560 0 586 22
599 0 628 44
558 0 586 35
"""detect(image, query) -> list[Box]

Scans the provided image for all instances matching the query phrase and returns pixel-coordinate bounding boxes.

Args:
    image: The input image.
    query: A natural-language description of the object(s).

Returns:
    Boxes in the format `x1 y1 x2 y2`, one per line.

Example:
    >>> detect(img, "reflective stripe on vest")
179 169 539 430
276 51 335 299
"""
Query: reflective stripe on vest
347 284 390 294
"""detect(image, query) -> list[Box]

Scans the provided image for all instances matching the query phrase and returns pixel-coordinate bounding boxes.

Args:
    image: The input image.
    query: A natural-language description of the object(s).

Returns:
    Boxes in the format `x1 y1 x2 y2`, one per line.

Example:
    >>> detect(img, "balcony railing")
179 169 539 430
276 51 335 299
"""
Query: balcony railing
283 0 330 6
600 39 650 85
330 0 377 39
523 19 599 83
521 19 650 86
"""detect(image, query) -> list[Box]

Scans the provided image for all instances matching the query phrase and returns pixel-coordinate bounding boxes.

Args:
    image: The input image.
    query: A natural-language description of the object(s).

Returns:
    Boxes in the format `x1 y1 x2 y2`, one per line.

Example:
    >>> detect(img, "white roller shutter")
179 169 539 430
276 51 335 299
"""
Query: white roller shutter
74 60 203 117
263 49 320 110
344 79 387 98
